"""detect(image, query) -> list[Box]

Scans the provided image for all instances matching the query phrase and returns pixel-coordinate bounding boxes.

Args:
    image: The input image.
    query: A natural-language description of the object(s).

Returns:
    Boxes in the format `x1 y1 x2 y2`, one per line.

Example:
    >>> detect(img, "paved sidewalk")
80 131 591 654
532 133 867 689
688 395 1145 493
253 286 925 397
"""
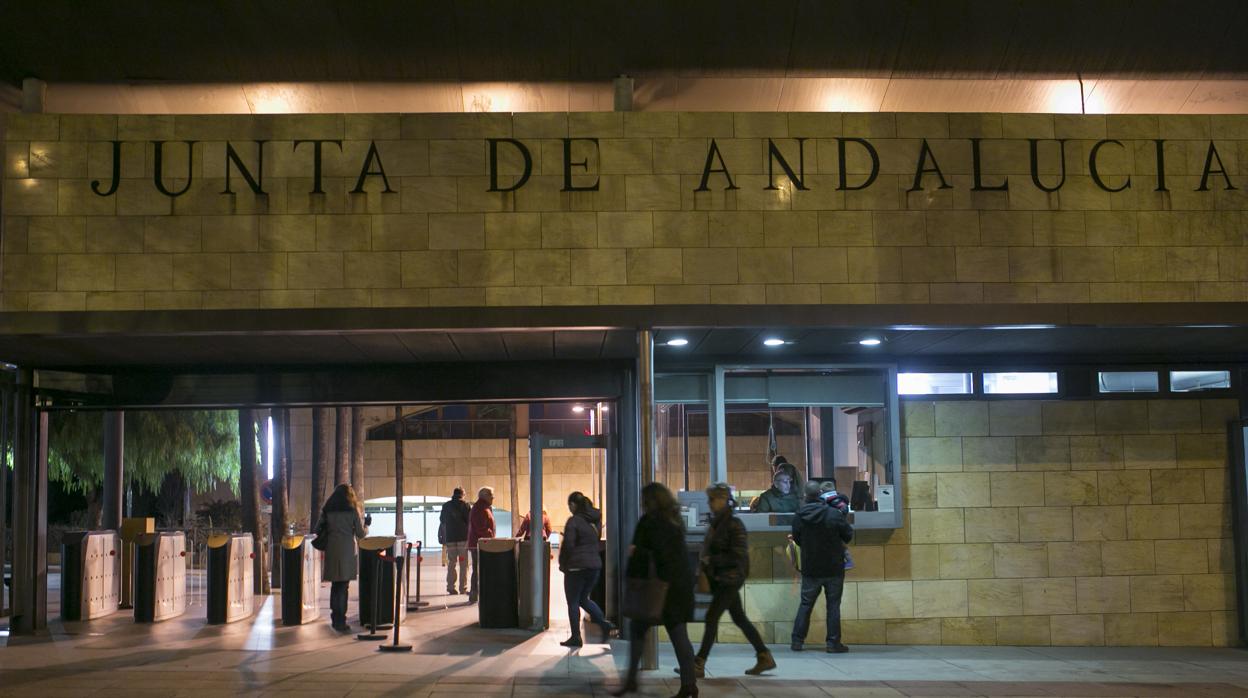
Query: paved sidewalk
2 565 1247 696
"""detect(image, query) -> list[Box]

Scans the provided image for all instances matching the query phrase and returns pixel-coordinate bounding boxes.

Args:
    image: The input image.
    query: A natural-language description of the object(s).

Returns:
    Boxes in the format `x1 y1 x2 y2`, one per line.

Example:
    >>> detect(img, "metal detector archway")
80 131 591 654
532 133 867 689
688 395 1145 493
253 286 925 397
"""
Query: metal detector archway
525 432 610 631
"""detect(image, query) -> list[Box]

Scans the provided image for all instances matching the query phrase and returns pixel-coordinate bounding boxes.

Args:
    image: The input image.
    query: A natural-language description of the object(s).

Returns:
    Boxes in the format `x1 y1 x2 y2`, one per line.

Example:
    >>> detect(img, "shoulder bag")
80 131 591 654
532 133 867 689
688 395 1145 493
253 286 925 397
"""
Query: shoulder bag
621 548 668 625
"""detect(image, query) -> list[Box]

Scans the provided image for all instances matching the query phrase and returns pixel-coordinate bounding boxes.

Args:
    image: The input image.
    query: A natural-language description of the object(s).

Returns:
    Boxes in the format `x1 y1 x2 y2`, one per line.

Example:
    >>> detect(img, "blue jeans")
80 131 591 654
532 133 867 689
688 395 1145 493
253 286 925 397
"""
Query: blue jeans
791 575 844 646
563 568 607 639
330 580 349 627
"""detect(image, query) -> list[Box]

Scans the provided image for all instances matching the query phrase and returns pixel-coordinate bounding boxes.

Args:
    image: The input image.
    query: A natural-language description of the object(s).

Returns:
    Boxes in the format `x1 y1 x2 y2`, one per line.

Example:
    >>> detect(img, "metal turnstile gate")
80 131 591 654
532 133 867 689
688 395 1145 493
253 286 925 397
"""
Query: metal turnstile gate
134 531 187 622
61 530 121 621
358 535 406 628
280 533 322 625
206 533 255 624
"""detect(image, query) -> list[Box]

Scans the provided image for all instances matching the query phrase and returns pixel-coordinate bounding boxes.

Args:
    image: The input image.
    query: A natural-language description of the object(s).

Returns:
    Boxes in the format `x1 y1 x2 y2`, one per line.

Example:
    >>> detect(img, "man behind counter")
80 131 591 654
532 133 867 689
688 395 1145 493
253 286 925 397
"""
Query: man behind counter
750 457 801 513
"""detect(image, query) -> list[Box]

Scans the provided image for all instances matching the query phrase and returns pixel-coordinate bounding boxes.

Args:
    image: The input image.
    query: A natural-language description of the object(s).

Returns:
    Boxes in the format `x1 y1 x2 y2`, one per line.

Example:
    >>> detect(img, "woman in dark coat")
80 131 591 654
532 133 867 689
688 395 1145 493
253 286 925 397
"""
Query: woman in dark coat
694 483 775 676
316 484 369 632
613 482 697 698
557 491 616 647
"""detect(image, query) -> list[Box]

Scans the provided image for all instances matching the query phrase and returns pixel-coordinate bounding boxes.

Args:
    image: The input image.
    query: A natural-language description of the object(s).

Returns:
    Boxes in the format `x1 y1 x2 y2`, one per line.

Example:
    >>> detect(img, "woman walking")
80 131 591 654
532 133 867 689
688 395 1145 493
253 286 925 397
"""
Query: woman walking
613 482 698 698
557 491 616 647
694 483 775 676
316 483 369 632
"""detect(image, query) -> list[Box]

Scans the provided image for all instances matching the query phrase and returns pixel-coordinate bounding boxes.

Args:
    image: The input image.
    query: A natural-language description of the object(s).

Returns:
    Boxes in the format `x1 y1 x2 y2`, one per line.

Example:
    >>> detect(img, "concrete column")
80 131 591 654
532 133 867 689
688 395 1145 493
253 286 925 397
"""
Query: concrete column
393 406 404 537
102 411 124 531
0 384 9 616
11 368 47 634
528 436 543 630
709 367 728 483
21 77 46 114
613 75 634 112
637 329 658 669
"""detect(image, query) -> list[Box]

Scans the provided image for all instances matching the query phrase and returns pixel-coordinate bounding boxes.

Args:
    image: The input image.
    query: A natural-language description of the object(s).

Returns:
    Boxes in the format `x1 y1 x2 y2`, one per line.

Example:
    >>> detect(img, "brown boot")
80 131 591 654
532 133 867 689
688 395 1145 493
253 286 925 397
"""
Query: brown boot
692 655 706 678
744 649 776 675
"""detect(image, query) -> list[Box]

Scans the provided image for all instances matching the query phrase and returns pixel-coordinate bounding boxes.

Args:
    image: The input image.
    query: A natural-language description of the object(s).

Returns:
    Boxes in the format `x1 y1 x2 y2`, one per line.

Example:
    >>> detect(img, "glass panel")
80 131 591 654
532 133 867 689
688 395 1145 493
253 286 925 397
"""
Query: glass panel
1170 370 1232 392
721 368 898 525
655 402 707 494
983 371 1059 394
725 403 807 501
898 372 974 395
1098 371 1159 393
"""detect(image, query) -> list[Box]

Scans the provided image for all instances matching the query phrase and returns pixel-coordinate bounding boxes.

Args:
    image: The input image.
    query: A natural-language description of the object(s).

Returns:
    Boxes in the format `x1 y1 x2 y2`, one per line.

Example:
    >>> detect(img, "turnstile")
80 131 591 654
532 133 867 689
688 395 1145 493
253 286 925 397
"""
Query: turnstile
358 535 406 628
134 531 187 623
478 537 519 628
61 530 121 621
206 533 255 624
280 533 322 626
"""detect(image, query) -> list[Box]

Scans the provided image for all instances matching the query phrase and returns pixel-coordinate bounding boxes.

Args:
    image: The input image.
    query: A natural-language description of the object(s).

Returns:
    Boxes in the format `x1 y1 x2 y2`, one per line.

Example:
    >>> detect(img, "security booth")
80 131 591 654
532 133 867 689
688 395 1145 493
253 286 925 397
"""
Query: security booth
206 533 255 624
358 535 406 628
60 530 121 621
280 533 321 626
133 531 187 623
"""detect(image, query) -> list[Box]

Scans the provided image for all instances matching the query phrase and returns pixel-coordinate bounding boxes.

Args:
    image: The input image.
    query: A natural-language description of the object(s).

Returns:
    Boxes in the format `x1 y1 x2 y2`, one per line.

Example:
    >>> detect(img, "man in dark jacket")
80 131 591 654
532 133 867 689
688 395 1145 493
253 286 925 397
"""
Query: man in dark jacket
695 483 776 676
440 487 471 595
790 480 854 653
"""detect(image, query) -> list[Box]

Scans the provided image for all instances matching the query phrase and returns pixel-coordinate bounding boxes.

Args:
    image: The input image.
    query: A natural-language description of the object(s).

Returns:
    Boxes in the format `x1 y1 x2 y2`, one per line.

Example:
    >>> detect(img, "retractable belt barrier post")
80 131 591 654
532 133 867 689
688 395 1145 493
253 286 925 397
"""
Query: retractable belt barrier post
280 533 321 626
406 541 429 612
60 530 121 621
206 533 255 624
133 531 187 623
378 547 411 653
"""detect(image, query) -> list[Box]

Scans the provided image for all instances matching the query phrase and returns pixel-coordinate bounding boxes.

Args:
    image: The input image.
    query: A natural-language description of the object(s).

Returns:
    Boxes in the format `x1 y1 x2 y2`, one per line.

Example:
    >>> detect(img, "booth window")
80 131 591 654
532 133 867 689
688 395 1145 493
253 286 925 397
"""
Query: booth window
899 372 974 395
656 366 902 529
982 371 1059 395
1098 371 1160 394
1170 370 1231 392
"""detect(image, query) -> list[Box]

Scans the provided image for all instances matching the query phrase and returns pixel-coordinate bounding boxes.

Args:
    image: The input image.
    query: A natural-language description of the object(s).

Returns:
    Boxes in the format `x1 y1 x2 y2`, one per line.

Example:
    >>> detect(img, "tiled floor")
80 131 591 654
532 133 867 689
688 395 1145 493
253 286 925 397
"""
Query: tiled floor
2 565 1247 696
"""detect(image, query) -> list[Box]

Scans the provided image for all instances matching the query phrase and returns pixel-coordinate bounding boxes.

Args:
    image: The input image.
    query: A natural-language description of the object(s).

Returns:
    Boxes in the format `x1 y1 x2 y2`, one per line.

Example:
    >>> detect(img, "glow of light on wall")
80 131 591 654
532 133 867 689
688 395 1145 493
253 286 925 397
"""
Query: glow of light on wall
1046 80 1088 114
266 416 275 480
247 84 296 113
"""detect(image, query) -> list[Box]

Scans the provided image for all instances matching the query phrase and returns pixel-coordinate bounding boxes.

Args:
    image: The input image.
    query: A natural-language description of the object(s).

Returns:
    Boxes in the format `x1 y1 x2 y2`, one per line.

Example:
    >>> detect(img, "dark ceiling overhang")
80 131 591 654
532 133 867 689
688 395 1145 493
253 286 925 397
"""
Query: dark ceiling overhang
3 303 1247 371
1 1 1246 86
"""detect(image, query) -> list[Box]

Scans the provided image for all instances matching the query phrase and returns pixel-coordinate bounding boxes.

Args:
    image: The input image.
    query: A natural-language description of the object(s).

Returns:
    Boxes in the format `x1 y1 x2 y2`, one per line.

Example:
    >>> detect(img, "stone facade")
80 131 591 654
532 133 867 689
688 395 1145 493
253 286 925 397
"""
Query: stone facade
720 398 1239 647
4 112 1248 312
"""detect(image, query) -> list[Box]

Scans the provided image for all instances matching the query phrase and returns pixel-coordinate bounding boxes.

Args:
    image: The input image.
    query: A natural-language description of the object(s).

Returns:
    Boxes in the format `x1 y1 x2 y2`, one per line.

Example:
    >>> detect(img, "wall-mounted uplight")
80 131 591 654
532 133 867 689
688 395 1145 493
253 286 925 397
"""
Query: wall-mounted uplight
572 405 585 413
859 338 882 346
763 338 787 347
665 338 689 347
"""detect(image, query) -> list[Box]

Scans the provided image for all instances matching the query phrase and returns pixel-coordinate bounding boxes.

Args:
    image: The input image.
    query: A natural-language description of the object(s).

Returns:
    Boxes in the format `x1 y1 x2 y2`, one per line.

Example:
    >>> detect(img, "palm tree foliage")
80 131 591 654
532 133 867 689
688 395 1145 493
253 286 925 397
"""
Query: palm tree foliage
47 410 240 495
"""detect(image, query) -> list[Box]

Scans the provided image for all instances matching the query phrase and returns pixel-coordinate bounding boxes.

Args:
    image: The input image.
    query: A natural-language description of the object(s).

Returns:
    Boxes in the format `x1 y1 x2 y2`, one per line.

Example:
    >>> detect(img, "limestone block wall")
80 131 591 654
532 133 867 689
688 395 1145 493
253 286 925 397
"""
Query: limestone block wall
4 112 1248 312
717 398 1239 647
284 407 602 534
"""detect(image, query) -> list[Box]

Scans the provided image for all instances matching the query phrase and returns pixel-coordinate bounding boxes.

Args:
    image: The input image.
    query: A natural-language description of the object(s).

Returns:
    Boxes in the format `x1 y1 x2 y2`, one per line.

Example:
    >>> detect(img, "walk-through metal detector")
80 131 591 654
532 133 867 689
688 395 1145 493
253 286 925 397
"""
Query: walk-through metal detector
526 432 609 631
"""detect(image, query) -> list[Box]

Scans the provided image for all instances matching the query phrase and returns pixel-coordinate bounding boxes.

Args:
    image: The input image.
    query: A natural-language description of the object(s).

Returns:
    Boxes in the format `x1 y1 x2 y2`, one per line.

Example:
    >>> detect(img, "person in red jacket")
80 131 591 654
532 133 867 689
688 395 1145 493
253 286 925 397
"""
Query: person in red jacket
466 487 496 603
516 509 551 540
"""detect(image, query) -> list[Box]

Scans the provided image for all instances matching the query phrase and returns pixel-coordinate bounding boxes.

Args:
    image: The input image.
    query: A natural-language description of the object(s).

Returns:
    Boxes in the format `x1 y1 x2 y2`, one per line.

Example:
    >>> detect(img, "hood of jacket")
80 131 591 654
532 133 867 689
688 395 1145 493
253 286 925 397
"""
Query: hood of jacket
575 506 601 527
798 500 841 526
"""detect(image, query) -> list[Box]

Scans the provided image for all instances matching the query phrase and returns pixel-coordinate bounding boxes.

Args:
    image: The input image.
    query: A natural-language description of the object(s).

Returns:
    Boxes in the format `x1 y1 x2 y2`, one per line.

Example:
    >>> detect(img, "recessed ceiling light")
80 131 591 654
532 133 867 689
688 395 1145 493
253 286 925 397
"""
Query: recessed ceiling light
666 338 689 347
572 405 585 413
859 338 882 346
763 338 786 347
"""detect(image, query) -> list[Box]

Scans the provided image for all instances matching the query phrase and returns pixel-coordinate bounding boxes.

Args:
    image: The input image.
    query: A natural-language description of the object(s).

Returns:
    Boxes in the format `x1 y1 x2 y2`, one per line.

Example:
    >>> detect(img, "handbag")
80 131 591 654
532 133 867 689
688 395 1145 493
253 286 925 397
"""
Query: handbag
622 549 669 624
310 516 328 551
